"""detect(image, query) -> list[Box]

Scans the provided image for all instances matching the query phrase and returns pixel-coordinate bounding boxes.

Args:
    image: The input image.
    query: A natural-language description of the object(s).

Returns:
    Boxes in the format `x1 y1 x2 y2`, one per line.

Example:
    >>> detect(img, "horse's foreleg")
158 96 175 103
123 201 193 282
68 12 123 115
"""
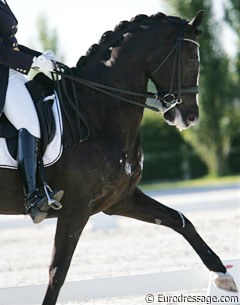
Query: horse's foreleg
42 209 89 305
105 188 238 292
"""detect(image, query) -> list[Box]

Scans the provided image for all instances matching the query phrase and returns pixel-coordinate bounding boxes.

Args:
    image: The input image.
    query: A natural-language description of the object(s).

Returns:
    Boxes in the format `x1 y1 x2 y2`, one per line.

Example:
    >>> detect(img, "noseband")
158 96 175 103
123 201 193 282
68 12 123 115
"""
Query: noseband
55 19 200 114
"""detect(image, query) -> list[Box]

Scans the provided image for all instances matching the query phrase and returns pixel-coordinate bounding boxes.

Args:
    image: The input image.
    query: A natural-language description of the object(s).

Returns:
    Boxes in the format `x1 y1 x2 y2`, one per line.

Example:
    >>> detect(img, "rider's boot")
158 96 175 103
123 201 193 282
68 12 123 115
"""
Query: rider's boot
17 128 63 224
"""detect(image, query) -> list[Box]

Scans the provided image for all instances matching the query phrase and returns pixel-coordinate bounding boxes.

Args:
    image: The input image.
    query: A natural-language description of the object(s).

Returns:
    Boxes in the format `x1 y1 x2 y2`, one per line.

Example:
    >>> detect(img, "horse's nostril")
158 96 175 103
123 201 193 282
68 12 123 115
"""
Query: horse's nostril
187 114 197 122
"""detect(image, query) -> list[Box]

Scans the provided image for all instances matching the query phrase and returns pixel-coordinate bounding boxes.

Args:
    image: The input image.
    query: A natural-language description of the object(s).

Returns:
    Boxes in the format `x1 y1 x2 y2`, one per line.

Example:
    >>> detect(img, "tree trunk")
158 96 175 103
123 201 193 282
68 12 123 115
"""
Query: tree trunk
206 147 230 177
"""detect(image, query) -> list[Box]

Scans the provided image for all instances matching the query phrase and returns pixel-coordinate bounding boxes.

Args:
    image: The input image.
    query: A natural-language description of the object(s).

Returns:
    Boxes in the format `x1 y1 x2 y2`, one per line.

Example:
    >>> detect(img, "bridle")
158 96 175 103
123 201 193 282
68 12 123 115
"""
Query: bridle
150 19 200 113
54 19 200 115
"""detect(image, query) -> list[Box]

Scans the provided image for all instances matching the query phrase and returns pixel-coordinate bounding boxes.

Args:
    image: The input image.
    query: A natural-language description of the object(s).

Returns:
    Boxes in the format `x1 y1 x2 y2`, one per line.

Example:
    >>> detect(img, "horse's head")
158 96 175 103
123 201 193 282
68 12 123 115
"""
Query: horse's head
74 11 204 132
147 11 204 130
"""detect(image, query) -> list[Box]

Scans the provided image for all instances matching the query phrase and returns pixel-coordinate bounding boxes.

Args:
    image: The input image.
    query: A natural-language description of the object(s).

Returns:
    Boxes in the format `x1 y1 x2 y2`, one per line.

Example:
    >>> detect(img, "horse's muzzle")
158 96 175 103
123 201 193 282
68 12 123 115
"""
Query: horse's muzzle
163 107 199 131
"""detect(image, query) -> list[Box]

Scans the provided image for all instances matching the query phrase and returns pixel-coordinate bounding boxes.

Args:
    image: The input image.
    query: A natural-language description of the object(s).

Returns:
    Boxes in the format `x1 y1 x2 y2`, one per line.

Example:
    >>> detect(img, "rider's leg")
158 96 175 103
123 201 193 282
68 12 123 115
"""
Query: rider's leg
17 128 49 223
3 70 63 223
4 69 41 137
18 129 63 223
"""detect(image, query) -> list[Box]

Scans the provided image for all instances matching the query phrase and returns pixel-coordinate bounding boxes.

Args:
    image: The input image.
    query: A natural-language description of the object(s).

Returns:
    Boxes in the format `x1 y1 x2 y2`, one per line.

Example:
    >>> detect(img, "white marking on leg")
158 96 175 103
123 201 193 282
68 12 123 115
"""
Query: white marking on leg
177 211 185 228
51 267 57 277
155 218 162 225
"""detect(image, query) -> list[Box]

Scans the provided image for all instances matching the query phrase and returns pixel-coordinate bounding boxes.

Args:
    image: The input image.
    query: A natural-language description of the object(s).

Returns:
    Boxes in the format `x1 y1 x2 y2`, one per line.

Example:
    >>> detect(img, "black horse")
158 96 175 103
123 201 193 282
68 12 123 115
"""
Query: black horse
0 11 237 305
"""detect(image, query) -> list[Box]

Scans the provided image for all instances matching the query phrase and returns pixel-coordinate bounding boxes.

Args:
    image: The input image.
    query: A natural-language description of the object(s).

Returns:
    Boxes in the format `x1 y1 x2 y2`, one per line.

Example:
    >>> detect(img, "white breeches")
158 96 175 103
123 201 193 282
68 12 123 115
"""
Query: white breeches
3 69 41 138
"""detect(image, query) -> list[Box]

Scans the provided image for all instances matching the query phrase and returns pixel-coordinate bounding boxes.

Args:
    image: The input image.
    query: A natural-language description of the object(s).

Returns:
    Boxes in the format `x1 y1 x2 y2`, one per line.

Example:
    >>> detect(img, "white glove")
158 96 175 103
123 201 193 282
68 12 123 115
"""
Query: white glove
42 50 57 61
32 55 55 78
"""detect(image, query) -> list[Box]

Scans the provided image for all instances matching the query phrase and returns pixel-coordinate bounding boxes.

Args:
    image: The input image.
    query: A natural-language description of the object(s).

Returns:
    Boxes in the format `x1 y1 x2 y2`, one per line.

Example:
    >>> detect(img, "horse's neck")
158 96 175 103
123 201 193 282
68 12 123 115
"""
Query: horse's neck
80 57 147 130
73 44 149 152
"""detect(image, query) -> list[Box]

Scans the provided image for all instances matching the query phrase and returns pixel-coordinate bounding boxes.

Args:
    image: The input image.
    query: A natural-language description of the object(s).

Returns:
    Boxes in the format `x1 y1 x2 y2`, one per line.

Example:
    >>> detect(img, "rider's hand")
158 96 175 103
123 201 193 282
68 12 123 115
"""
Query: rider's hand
42 50 57 62
32 55 55 78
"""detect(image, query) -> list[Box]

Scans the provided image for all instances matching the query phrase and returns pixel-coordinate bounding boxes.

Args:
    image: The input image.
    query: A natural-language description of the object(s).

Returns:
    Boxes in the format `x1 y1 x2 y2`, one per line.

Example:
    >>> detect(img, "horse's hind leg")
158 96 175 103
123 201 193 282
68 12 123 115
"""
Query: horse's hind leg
42 209 89 305
105 188 238 292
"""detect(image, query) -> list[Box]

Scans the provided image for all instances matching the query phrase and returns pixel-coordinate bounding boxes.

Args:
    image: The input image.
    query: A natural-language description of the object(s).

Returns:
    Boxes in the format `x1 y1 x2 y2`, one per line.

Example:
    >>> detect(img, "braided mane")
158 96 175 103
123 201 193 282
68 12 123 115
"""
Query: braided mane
76 12 182 68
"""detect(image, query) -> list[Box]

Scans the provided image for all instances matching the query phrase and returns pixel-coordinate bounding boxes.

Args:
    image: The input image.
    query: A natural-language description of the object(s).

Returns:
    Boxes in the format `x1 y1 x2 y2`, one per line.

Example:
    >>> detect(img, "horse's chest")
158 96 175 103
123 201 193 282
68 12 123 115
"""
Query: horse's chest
106 147 143 183
119 152 143 180
90 148 143 212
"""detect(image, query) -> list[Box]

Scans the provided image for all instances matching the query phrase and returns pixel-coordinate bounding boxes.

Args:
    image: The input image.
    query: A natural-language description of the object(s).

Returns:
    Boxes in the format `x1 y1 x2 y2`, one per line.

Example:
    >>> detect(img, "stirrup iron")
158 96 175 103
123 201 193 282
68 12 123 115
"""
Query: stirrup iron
43 184 62 210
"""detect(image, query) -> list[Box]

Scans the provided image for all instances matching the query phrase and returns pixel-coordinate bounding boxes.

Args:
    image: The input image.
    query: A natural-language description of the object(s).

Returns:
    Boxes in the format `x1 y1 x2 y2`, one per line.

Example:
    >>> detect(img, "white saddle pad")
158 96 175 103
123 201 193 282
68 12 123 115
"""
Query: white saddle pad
0 92 63 169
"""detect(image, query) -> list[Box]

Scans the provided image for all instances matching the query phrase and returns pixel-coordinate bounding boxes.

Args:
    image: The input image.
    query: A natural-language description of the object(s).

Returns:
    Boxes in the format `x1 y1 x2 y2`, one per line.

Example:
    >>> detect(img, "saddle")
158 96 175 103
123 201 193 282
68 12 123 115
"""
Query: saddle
0 73 63 168
26 73 56 154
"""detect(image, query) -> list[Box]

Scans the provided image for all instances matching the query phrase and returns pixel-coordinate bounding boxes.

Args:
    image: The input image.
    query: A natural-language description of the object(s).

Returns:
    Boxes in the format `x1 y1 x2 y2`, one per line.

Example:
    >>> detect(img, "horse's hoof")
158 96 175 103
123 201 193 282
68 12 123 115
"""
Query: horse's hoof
213 272 238 292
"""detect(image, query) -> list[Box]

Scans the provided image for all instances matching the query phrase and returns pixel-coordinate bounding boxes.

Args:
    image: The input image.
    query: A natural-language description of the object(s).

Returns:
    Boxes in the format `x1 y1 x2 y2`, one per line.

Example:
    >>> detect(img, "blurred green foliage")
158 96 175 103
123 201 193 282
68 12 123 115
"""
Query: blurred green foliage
140 109 208 181
36 14 64 62
142 0 240 179
224 0 240 174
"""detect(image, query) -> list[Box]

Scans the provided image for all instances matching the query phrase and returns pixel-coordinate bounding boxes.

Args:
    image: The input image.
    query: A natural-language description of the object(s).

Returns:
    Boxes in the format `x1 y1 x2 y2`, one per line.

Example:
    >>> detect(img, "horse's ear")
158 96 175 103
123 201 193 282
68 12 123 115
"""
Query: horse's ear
189 10 204 34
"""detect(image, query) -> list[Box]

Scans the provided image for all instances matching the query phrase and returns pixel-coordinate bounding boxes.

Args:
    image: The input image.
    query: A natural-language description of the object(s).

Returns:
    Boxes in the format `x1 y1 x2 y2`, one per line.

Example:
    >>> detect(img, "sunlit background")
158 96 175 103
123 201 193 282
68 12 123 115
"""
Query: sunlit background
8 0 237 65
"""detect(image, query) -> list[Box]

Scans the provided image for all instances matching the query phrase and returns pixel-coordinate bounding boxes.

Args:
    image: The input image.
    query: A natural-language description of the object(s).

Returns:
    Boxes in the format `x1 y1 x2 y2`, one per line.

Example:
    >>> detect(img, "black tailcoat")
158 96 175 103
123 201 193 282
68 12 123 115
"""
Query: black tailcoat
0 1 41 113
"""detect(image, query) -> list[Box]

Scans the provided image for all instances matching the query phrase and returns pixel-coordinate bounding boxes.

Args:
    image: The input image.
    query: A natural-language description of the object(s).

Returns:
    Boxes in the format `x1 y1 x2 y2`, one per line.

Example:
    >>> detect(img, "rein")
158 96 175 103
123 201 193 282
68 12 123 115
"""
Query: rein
55 71 198 114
